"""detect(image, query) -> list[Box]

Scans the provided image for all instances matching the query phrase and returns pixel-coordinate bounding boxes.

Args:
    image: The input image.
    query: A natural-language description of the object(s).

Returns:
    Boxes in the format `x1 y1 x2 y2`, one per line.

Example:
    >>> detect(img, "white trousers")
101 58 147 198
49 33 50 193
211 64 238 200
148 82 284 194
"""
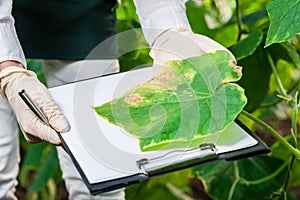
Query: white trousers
0 95 19 200
0 59 125 200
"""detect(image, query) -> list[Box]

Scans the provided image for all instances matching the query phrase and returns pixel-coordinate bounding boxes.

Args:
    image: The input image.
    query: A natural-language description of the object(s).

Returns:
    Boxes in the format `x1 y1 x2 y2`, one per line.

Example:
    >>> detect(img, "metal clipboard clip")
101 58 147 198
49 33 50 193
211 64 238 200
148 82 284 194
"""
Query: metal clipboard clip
136 143 217 176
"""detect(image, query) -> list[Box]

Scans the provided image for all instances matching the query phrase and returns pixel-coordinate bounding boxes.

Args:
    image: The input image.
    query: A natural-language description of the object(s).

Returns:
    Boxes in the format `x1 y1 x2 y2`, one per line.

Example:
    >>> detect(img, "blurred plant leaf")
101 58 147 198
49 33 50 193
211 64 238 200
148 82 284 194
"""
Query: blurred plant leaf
230 29 263 60
238 0 272 14
116 0 139 23
269 59 300 94
268 42 300 69
19 143 48 187
270 135 300 186
29 146 60 194
26 59 47 85
186 1 214 36
21 143 48 167
241 9 268 25
118 31 151 71
238 45 272 111
203 0 235 29
116 0 152 72
265 0 300 47
117 21 152 72
127 181 181 200
186 1 238 47
193 156 287 200
212 24 239 47
126 170 191 200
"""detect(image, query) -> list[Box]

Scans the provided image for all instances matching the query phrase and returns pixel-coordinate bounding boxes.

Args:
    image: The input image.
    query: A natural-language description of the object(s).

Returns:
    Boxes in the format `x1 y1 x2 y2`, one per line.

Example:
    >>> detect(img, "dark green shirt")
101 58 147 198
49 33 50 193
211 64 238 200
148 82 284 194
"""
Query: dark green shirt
13 0 117 60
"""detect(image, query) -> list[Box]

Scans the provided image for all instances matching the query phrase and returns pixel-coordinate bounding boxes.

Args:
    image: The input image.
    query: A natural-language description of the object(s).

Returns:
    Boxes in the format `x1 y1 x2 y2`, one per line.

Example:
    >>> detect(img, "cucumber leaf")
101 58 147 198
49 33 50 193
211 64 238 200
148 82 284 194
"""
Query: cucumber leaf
94 51 247 151
193 156 288 200
265 0 300 47
230 29 263 61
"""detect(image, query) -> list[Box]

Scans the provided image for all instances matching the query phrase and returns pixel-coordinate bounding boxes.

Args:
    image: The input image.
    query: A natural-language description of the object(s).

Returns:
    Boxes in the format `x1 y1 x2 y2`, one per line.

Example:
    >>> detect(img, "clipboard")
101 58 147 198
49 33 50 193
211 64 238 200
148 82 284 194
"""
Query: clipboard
49 67 269 195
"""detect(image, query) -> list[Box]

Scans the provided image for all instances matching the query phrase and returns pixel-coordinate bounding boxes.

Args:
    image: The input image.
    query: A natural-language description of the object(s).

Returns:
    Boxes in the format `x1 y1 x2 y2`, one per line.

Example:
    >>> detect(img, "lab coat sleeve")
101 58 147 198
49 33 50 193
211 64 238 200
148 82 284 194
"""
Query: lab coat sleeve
133 0 191 46
0 0 26 67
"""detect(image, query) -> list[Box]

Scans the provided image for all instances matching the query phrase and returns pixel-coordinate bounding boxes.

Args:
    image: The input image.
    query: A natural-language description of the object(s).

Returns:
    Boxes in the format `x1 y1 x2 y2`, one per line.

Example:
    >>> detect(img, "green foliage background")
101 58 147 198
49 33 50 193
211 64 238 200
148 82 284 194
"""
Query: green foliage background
17 0 300 199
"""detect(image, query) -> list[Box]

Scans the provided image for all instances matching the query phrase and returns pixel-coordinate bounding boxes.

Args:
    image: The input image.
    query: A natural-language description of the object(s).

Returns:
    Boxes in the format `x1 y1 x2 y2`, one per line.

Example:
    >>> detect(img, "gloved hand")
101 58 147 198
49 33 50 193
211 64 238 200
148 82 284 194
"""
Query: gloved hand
0 66 70 145
150 27 235 66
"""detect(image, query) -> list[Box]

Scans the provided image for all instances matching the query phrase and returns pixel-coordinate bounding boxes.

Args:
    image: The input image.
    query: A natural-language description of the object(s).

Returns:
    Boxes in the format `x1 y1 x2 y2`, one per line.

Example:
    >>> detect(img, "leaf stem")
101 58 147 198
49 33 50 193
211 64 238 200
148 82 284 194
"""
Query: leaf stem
266 53 289 99
291 92 299 146
282 92 299 198
260 80 300 108
235 0 243 41
228 179 238 200
228 162 239 200
283 156 296 193
240 110 300 158
241 161 288 185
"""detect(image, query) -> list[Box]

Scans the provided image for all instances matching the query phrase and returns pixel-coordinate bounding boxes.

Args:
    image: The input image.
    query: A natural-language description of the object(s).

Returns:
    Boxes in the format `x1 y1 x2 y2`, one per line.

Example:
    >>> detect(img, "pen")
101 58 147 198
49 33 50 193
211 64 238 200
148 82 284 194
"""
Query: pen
18 89 66 148
18 89 49 125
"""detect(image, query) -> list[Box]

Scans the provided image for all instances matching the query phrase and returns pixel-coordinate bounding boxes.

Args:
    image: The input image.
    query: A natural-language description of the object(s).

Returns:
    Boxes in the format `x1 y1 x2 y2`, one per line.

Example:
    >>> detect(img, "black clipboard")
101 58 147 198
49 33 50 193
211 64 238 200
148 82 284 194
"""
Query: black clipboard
58 119 269 195
49 67 269 195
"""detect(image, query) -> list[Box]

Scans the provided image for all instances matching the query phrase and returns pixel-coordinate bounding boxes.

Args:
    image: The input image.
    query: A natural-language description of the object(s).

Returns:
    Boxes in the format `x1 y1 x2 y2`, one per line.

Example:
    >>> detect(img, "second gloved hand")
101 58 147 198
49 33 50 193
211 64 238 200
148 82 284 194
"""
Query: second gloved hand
0 66 70 145
150 27 235 67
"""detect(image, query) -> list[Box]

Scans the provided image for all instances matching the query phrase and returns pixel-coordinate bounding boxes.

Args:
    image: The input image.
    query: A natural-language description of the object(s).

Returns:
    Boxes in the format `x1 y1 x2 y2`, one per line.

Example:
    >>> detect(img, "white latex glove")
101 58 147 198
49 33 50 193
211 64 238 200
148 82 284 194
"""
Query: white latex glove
150 27 235 67
0 66 70 145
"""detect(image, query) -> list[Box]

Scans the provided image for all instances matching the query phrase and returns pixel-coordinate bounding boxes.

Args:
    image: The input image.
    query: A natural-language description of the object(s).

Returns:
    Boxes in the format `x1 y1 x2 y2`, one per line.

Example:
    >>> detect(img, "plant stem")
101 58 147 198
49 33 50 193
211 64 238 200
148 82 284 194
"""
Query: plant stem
242 161 288 185
235 0 243 41
281 92 299 199
260 80 299 108
228 179 238 200
283 156 296 192
228 162 239 200
240 110 300 158
267 53 289 99
291 92 299 146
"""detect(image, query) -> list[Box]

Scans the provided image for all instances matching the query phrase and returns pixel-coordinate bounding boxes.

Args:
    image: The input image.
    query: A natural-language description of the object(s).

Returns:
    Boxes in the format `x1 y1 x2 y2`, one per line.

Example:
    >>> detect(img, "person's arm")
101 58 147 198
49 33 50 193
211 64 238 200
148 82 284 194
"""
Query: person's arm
0 0 26 70
0 60 23 71
133 0 235 65
133 0 191 46
0 0 69 145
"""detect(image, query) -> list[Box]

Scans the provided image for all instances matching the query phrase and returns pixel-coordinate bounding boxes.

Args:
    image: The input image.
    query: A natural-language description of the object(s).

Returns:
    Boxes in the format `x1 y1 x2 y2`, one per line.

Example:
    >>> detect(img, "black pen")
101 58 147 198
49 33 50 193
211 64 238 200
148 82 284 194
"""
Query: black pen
18 89 49 125
18 89 66 148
